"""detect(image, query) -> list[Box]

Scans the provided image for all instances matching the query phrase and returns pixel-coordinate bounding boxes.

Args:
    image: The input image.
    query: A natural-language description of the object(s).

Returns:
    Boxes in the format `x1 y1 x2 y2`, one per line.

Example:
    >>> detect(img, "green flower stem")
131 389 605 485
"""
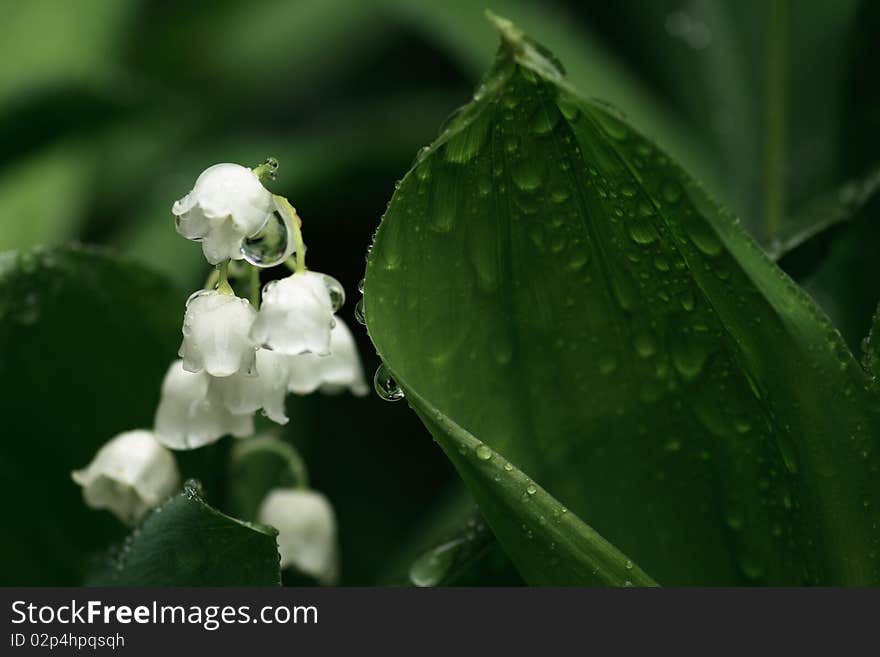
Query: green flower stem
216 260 234 295
249 265 261 309
232 435 310 490
275 195 306 273
204 268 219 291
252 157 278 182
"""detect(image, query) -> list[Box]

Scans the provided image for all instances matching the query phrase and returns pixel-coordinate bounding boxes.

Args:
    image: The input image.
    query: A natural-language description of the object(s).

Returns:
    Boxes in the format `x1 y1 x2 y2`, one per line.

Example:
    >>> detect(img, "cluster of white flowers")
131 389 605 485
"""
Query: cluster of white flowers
72 161 365 584
154 280 365 450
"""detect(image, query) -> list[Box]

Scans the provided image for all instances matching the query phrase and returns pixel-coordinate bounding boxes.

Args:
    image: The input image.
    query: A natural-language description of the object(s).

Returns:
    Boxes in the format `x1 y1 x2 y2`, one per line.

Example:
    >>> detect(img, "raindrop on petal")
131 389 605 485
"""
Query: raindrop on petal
241 203 294 267
322 274 345 311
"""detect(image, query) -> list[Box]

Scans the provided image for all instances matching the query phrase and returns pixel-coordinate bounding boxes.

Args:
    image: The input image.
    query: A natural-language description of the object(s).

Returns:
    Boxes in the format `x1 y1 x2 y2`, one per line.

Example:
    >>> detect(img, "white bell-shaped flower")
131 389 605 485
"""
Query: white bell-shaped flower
287 319 369 396
212 349 290 425
179 290 257 378
258 488 338 585
72 430 179 525
172 163 275 264
154 360 254 450
250 271 339 356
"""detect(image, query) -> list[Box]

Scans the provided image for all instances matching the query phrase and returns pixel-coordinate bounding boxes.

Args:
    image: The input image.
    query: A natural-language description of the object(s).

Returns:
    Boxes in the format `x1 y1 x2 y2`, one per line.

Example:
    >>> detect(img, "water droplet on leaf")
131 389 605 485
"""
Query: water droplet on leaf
374 363 405 402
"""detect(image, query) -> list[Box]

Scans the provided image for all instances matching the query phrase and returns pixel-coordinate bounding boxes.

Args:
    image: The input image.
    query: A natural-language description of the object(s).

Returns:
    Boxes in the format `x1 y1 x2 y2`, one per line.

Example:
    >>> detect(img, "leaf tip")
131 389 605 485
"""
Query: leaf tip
483 11 566 83
484 10 524 49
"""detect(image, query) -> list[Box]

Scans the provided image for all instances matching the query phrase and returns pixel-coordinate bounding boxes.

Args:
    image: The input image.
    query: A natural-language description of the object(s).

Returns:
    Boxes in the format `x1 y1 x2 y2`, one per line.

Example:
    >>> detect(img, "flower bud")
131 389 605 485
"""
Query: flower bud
287 319 368 396
72 430 179 524
154 360 254 450
212 349 291 425
250 271 337 356
172 163 275 264
179 290 257 378
258 488 338 585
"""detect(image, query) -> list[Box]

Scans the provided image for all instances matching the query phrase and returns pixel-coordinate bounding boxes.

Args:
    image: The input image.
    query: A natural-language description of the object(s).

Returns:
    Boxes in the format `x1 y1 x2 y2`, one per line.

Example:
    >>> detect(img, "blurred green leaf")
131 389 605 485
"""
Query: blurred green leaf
0 85 132 174
364 17 880 585
129 0 390 100
408 513 523 587
0 1 134 106
800 215 880 353
842 1 880 178
770 165 880 263
0 143 96 251
592 0 859 242
89 482 280 586
380 484 522 586
380 0 713 186
772 165 880 352
0 245 181 584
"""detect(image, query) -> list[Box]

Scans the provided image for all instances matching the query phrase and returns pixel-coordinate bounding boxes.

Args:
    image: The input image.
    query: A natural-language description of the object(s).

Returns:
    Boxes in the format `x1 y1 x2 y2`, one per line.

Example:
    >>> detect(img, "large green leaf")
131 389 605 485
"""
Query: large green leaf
407 387 656 586
862 304 880 384
89 482 281 586
0 245 181 584
364 17 880 585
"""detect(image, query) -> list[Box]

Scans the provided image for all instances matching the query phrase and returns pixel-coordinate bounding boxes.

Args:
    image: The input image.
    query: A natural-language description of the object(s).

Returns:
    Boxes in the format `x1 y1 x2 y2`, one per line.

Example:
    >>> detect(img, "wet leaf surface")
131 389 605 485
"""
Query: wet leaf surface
364 17 880 585
89 482 280 586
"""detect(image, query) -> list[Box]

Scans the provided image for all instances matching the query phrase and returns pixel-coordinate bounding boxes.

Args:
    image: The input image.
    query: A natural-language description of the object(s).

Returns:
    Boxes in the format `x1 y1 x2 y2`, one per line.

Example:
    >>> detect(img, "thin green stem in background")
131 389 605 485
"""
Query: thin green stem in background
232 435 311 490
249 265 261 309
764 0 786 240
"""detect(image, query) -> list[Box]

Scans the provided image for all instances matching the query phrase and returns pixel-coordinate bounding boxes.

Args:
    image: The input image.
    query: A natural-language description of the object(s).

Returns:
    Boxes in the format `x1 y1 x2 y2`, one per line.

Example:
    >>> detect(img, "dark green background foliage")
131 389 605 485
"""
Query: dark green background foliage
1 1 879 585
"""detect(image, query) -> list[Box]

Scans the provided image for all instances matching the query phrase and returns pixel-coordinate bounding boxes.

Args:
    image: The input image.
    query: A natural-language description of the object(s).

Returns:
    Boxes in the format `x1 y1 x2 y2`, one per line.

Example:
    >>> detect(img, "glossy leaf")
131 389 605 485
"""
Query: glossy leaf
406 386 657 586
364 17 880 585
861 304 880 383
0 245 181 584
89 482 281 586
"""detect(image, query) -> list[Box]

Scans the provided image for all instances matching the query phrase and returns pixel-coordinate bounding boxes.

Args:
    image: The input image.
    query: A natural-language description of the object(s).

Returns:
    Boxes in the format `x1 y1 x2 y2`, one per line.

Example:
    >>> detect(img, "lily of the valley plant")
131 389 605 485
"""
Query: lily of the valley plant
72 159 367 584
